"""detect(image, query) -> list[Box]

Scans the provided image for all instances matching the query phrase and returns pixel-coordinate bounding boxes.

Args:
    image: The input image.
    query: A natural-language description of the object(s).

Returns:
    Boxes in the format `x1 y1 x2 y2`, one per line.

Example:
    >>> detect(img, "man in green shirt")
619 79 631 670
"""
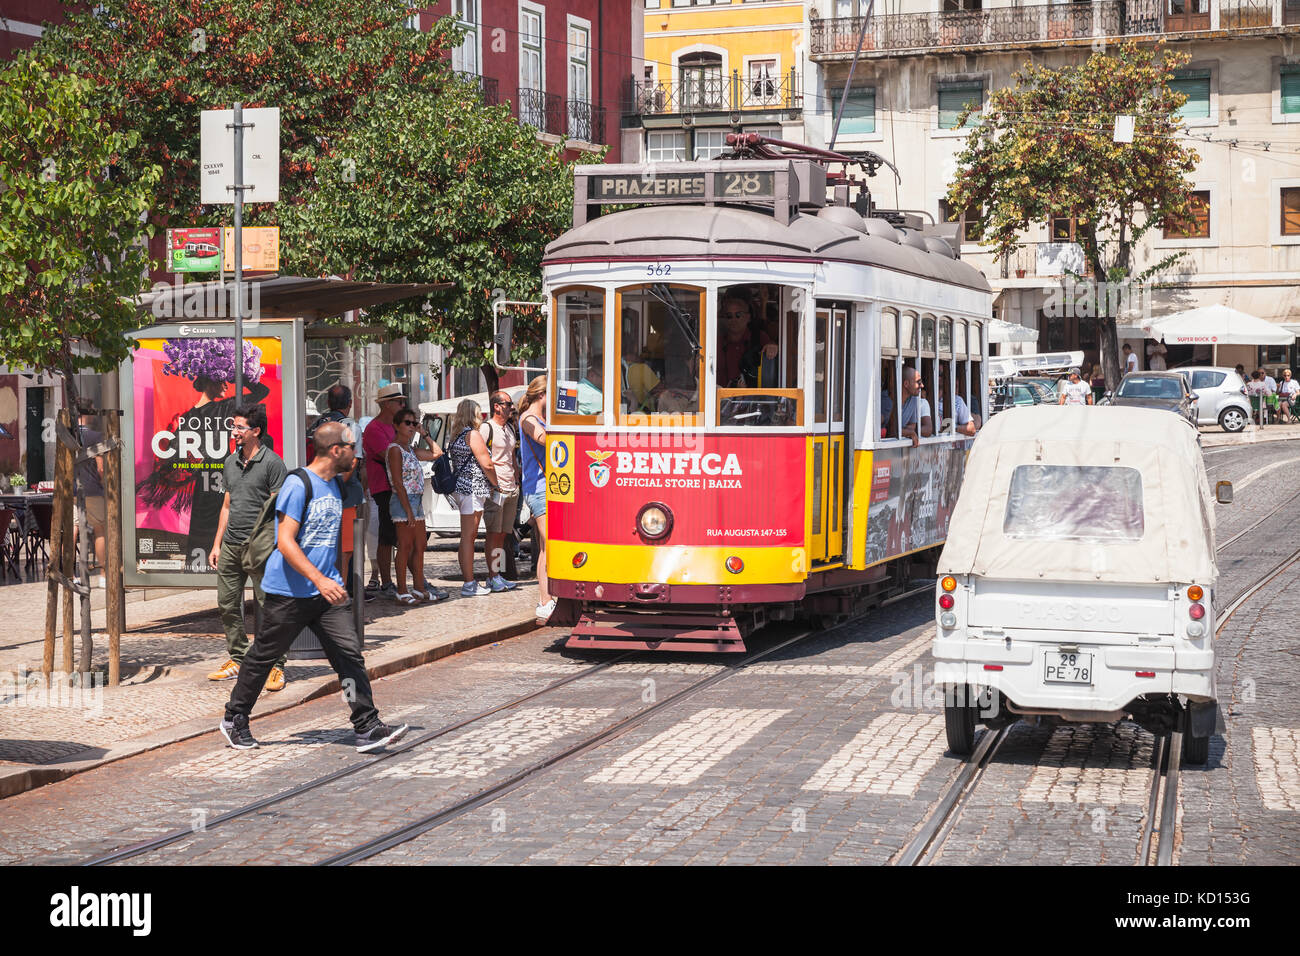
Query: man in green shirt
207 403 289 689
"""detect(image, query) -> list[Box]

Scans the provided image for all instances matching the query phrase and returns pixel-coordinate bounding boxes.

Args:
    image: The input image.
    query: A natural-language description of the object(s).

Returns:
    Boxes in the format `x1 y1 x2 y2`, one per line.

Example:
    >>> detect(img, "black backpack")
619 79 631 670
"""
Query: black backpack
240 467 344 580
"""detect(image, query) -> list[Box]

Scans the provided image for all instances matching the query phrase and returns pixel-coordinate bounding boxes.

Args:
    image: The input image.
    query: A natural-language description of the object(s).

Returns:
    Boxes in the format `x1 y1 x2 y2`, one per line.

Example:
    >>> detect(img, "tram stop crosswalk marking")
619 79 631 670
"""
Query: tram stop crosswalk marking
801 713 946 796
1253 727 1300 811
586 708 789 787
375 707 614 780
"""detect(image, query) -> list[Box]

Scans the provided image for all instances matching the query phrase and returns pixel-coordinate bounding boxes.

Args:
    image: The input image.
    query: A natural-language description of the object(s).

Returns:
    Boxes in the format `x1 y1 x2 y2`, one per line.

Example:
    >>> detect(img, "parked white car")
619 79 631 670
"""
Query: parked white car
1172 366 1251 432
933 405 1230 765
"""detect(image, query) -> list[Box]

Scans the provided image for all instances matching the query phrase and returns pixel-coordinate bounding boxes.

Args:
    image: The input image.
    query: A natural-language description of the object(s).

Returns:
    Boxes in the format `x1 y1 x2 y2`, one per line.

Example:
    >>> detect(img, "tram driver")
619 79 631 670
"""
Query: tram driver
899 366 933 447
717 292 778 388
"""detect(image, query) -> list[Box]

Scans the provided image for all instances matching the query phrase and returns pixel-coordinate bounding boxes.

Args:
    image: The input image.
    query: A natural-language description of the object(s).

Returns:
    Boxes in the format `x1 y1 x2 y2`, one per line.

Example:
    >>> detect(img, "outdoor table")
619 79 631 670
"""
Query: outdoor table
0 492 54 568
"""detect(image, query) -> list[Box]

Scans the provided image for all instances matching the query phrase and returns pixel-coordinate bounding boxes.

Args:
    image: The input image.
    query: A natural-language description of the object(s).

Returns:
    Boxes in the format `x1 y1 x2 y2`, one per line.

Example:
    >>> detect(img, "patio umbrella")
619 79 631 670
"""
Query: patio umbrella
1141 305 1294 365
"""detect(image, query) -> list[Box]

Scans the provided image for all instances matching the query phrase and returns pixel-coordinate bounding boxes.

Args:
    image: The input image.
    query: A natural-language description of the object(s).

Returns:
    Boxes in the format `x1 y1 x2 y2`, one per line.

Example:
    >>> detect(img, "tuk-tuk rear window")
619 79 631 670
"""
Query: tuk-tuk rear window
1003 465 1144 541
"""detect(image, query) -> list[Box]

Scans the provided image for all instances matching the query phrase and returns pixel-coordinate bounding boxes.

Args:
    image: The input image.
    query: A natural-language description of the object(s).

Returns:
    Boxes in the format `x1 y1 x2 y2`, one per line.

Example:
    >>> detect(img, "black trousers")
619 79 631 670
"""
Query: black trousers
224 593 379 732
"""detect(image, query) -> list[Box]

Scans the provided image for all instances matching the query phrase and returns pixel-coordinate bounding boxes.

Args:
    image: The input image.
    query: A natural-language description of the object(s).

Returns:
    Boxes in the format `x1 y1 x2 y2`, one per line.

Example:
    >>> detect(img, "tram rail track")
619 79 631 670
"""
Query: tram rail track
83 584 932 866
895 487 1300 868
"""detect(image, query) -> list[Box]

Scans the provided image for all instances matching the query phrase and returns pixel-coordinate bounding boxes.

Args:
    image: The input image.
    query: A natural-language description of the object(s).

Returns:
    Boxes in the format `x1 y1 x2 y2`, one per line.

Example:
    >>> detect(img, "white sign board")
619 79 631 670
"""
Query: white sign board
200 107 280 204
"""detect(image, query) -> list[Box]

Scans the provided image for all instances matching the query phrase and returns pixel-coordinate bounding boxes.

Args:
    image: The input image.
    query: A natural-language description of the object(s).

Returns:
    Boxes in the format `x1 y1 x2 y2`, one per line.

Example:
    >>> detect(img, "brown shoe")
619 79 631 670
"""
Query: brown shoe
265 666 286 693
207 659 240 681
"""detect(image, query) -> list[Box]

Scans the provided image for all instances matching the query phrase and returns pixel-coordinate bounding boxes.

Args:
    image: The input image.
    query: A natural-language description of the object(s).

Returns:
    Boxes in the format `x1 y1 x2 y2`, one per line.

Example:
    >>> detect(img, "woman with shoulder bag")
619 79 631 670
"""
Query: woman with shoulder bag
447 399 498 597
517 376 555 622
386 407 449 605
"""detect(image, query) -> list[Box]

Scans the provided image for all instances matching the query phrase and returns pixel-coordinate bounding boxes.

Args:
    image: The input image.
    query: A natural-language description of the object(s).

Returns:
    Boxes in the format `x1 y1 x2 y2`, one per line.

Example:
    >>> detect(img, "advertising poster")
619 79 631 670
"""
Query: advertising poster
221 226 280 272
547 434 805 547
131 335 284 573
166 227 222 274
863 442 969 567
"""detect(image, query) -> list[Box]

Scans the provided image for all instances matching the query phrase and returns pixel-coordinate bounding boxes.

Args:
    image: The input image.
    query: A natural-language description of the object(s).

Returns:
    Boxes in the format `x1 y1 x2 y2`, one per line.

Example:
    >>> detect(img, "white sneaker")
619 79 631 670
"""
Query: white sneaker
535 597 558 622
460 581 491 597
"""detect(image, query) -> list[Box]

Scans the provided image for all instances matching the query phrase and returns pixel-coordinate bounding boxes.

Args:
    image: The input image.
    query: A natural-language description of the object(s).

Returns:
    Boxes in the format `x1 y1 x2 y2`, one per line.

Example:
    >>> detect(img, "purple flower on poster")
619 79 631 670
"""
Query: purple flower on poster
161 338 263 385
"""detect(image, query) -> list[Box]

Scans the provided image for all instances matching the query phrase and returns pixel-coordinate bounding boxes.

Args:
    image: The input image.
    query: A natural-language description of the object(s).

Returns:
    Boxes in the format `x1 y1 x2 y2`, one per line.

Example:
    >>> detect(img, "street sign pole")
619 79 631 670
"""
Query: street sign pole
230 101 246 402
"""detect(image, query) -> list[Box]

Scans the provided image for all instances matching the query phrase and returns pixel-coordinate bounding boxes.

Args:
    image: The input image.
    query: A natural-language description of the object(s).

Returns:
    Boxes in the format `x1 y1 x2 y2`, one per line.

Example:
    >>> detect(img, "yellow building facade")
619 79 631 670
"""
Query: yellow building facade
634 1 808 162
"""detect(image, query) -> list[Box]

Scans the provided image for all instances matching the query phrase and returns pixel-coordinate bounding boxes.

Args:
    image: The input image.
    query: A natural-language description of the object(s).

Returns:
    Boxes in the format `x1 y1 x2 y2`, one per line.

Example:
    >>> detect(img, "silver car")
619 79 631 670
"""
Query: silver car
1173 367 1251 433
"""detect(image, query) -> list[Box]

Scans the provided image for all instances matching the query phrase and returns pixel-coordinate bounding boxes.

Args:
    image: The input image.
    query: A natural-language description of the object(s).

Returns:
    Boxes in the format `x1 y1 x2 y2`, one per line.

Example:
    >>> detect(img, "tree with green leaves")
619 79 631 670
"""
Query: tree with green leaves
281 82 580 391
0 54 160 402
947 42 1200 388
40 1 575 381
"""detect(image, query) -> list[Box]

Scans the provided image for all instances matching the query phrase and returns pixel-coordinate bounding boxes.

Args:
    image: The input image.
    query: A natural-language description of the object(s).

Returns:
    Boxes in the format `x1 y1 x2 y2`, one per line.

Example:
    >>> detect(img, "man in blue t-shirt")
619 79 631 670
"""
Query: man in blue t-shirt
219 421 408 753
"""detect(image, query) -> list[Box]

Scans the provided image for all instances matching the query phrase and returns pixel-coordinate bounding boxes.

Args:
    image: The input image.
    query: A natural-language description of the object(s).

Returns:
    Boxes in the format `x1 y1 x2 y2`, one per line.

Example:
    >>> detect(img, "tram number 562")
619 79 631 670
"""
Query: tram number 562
646 263 671 277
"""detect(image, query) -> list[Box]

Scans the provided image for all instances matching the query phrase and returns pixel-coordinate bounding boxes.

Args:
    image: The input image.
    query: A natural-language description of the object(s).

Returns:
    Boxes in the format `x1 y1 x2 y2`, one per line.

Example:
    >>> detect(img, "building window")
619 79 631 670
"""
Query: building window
938 82 983 129
943 0 983 9
694 129 727 160
1171 69 1211 122
646 130 686 162
828 85 875 135
568 22 590 104
1283 65 1300 115
679 52 724 110
1164 190 1211 239
940 199 983 244
1282 187 1300 236
520 7 543 92
748 58 779 105
1050 214 1078 241
451 1 479 74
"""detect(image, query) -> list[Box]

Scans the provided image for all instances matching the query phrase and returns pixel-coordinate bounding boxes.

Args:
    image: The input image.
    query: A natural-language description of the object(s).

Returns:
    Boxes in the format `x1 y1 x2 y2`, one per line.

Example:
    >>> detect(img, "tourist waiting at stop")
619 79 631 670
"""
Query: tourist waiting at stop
518 376 555 622
385 406 448 605
362 383 406 597
447 399 499 597
481 391 520 593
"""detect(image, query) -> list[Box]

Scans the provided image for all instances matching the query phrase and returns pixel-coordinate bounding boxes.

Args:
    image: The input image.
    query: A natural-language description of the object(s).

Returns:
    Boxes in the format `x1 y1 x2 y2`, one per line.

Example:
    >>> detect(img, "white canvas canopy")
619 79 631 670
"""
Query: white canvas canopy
1141 305 1295 347
939 406 1216 585
987 318 1039 343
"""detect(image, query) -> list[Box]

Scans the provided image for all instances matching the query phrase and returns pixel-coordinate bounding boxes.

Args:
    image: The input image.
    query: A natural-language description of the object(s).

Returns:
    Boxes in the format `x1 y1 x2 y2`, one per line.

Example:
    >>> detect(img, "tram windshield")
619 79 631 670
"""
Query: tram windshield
553 288 605 419
716 283 802 427
617 284 703 421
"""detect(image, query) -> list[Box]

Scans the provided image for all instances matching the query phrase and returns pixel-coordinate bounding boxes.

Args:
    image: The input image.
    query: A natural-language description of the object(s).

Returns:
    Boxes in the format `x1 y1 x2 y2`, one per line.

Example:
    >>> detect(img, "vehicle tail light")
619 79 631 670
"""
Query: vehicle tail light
1188 585 1204 601
983 664 1003 671
572 551 587 568
725 556 744 574
940 576 957 592
1136 671 1156 678
1189 603 1205 620
939 594 955 610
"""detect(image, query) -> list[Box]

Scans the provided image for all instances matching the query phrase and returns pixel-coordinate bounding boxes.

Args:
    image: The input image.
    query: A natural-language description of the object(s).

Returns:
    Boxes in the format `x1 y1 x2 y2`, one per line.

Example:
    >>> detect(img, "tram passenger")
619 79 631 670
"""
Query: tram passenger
937 363 976 436
899 366 933 447
717 293 778 388
577 360 604 416
620 328 660 413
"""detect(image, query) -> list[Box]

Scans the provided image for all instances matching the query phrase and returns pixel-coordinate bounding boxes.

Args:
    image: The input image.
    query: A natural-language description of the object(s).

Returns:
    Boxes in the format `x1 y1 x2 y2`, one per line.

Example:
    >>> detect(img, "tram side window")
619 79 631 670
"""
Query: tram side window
880 308 901 440
969 322 985 425
717 283 802 427
618 285 703 419
554 288 605 418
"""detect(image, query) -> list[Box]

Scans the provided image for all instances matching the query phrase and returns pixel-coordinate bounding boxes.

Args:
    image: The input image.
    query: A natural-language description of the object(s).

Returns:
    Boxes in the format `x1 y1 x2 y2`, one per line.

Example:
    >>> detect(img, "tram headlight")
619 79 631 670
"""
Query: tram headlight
637 503 672 540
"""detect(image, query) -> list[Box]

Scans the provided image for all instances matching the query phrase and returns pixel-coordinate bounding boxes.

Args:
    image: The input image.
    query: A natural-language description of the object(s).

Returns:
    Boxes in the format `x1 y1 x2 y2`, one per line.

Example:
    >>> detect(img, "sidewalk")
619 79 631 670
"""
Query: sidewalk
1200 423 1300 447
0 546 540 799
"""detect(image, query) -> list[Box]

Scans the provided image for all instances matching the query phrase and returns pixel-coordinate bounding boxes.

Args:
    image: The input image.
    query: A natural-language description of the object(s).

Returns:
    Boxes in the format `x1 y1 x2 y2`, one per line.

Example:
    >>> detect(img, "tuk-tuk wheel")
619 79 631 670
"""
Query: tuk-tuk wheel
944 685 978 757
1182 710 1210 766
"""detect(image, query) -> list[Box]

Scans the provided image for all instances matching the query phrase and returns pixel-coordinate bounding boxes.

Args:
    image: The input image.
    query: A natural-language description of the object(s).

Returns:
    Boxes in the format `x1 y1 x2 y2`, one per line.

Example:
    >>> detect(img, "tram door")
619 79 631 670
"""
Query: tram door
810 304 848 565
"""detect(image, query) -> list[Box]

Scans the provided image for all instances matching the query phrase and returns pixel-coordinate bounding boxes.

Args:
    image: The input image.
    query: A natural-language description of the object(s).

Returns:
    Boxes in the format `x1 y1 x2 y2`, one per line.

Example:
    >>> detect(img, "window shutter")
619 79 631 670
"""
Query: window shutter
1171 70 1211 121
938 83 982 129
832 86 876 135
1282 67 1300 116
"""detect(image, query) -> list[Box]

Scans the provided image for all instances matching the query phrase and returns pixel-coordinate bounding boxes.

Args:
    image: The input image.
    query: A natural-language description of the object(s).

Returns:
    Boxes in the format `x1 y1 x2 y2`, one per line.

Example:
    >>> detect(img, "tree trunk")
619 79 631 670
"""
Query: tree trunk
1079 225 1122 393
480 363 500 395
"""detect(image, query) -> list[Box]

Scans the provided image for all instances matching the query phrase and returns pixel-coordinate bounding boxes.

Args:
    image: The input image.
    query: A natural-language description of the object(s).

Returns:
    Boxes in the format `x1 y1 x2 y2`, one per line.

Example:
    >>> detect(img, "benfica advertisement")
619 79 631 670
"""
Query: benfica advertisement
863 442 968 567
546 434 805 546
131 335 284 573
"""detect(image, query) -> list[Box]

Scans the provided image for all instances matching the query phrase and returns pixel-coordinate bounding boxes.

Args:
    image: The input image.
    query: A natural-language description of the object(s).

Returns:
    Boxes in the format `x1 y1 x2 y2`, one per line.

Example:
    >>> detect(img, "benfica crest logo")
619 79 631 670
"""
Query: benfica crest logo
586 449 613 488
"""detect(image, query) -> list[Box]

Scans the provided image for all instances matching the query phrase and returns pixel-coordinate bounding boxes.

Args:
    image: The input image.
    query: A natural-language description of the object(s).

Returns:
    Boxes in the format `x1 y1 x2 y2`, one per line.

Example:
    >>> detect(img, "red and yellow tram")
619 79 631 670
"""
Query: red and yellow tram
533 157 992 652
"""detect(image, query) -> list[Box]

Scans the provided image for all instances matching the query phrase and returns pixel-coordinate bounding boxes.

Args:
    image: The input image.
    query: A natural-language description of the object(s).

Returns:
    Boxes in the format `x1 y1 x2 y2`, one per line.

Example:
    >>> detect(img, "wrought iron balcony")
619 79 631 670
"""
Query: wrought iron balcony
810 0 1296 58
453 71 499 107
629 69 802 117
514 87 562 136
565 99 606 144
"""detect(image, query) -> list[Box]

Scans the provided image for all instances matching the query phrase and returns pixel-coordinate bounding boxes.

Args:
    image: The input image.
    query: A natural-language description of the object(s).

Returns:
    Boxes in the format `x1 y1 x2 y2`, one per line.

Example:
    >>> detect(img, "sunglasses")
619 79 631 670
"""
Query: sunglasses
332 441 357 449
398 419 419 427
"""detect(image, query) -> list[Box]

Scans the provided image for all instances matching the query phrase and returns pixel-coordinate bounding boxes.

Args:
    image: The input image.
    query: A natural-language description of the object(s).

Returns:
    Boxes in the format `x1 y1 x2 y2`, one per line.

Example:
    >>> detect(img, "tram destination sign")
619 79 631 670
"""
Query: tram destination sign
589 170 777 203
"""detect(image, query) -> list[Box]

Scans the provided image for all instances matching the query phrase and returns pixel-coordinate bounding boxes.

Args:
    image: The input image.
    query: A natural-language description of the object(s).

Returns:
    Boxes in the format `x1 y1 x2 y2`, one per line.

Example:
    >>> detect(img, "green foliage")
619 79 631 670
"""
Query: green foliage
0 54 159 381
948 42 1200 284
279 81 582 369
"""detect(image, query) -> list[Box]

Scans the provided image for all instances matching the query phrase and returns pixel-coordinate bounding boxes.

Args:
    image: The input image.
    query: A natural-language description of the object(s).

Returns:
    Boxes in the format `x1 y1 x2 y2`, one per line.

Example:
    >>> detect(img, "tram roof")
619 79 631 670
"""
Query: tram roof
543 204 991 295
